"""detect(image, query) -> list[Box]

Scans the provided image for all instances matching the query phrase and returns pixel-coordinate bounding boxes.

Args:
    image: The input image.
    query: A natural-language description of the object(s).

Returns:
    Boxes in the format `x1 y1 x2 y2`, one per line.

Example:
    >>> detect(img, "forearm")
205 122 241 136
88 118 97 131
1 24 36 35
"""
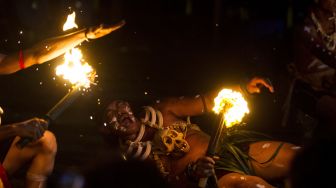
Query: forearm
155 84 242 118
0 29 87 75
25 28 87 65
0 125 17 141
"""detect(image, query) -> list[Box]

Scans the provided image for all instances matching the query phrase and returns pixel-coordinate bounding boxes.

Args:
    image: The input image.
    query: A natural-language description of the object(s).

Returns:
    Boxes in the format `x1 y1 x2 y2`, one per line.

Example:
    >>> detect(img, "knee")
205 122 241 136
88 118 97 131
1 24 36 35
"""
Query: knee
219 174 274 188
38 131 57 155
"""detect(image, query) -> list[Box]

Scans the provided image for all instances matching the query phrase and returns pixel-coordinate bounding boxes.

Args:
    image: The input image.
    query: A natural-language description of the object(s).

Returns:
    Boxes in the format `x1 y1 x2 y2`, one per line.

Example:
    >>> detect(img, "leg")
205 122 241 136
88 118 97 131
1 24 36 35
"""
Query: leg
248 141 300 181
2 131 57 188
218 172 275 188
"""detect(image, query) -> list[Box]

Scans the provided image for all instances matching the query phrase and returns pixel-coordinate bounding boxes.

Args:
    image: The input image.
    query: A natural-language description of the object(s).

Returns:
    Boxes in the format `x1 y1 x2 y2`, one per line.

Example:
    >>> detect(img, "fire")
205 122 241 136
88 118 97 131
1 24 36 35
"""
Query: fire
63 12 78 31
56 12 95 88
212 89 249 127
56 48 94 88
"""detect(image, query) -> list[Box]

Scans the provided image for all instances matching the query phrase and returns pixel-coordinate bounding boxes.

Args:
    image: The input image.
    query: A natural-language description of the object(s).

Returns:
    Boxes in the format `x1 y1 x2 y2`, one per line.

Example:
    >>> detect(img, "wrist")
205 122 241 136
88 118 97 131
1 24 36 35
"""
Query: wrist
0 124 18 138
185 162 199 182
239 79 251 97
84 29 90 41
79 28 90 41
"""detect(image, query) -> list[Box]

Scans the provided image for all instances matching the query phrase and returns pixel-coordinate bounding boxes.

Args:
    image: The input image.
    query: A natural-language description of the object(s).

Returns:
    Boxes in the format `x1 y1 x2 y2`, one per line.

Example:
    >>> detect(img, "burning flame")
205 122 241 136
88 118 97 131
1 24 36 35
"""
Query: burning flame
212 89 249 127
63 12 78 31
56 12 95 88
56 48 94 88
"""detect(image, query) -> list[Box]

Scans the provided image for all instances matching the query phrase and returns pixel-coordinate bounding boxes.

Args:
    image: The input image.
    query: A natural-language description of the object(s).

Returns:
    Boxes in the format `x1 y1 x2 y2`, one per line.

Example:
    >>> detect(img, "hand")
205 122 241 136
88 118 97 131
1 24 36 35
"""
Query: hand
246 77 274 94
12 118 48 141
85 20 126 39
193 156 216 178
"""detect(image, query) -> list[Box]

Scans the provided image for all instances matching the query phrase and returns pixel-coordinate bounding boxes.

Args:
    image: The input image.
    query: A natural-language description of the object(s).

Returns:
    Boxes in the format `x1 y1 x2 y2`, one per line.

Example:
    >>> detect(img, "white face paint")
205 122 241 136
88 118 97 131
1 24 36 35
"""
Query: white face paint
262 143 271 149
256 184 265 188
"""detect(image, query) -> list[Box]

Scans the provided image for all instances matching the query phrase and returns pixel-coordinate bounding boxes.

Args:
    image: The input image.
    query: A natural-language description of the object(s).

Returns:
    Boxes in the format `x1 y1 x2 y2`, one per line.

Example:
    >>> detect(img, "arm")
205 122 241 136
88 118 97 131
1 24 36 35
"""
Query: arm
0 20 125 75
155 77 274 118
0 118 48 142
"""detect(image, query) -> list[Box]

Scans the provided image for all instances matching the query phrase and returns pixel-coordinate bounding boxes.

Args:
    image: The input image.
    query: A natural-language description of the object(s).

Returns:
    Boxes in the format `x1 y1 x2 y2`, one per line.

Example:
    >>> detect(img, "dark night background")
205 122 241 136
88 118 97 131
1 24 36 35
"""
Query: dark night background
0 0 314 184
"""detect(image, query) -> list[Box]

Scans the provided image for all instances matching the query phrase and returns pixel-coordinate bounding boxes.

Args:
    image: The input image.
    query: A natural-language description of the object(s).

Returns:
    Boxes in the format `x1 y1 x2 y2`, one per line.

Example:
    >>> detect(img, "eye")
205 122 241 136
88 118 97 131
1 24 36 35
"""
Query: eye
164 136 173 144
168 131 178 138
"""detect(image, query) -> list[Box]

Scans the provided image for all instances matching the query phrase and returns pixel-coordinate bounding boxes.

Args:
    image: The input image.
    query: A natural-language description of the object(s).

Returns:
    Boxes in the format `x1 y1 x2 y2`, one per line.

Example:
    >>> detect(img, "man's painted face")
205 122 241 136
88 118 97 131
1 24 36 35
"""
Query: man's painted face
105 100 139 135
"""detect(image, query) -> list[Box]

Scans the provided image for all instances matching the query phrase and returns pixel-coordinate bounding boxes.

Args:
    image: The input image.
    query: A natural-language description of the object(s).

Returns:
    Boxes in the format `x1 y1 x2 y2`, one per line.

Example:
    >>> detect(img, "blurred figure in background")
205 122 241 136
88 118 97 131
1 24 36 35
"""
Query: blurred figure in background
285 0 336 141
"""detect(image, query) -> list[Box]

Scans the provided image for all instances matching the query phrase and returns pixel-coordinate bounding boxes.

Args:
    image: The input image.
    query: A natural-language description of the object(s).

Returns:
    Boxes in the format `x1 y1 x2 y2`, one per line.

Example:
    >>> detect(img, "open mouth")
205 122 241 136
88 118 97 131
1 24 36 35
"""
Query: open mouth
119 114 134 126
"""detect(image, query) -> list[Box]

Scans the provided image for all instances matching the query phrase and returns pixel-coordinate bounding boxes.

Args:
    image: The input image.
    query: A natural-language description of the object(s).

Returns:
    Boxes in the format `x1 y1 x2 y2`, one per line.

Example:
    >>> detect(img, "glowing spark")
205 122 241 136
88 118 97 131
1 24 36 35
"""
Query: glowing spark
213 89 249 127
63 11 78 31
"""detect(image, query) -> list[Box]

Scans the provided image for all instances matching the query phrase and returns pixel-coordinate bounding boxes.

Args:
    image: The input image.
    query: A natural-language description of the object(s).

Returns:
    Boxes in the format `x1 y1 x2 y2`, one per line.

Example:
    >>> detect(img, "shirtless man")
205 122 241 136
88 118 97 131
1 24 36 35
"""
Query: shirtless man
101 77 299 188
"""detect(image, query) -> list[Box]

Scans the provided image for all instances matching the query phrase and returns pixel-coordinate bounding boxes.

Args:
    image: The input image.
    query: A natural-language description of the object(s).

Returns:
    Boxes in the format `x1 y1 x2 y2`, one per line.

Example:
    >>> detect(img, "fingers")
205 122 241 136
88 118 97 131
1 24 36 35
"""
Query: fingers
29 119 44 140
87 20 125 39
99 21 125 34
37 118 49 130
194 156 217 177
249 77 274 93
199 156 216 165
107 20 126 31
257 78 274 93
26 118 48 140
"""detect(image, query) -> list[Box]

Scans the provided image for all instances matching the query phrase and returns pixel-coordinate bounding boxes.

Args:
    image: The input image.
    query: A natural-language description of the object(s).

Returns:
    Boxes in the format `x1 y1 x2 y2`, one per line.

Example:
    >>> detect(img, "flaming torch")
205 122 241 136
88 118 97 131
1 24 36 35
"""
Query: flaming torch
47 11 95 120
17 11 95 148
199 89 249 188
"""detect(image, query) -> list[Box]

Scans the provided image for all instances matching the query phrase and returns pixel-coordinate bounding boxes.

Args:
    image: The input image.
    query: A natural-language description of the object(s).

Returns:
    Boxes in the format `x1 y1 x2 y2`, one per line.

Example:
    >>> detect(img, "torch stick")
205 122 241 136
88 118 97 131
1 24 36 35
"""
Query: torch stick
16 85 82 148
45 84 82 121
198 115 226 188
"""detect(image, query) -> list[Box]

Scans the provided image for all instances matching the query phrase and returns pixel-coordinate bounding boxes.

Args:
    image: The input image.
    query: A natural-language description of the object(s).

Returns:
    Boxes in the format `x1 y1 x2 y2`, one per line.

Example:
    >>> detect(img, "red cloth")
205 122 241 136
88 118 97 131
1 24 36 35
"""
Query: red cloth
0 163 11 188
